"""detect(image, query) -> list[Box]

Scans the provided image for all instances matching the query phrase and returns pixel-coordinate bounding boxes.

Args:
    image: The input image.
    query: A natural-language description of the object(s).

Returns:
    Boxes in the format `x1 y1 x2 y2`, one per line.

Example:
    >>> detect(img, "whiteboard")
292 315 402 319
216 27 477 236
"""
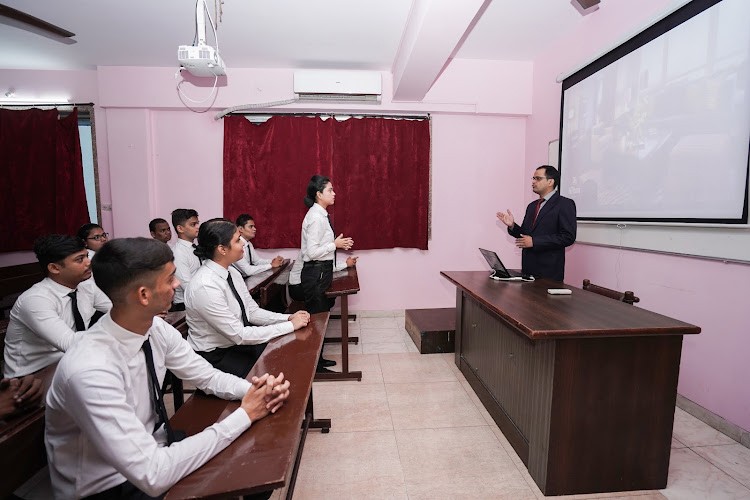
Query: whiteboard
577 222 750 264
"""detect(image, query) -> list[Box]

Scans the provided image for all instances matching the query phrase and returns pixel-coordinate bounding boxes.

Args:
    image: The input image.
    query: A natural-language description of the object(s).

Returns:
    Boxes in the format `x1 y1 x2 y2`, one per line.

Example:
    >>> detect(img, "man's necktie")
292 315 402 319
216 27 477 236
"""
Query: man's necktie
141 339 178 445
327 215 337 265
67 290 86 331
227 274 251 327
247 243 253 265
532 199 543 227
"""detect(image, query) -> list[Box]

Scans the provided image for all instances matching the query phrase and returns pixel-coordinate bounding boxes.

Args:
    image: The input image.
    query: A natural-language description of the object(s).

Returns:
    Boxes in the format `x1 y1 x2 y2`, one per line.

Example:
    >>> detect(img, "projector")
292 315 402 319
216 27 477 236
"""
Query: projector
177 44 226 77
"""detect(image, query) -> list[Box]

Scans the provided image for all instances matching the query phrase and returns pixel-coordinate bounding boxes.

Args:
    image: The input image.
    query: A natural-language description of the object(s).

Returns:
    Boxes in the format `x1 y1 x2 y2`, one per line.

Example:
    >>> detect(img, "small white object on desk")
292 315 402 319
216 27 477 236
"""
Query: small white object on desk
547 288 572 295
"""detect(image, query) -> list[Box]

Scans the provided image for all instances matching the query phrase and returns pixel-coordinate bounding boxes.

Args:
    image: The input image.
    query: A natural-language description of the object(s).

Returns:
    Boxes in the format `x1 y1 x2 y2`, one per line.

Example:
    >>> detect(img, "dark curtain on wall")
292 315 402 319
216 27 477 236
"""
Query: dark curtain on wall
223 115 429 250
0 108 89 252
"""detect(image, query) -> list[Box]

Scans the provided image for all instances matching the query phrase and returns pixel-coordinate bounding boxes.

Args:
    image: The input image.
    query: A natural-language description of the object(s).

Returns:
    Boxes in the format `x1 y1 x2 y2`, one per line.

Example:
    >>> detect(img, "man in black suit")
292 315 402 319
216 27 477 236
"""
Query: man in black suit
496 165 576 282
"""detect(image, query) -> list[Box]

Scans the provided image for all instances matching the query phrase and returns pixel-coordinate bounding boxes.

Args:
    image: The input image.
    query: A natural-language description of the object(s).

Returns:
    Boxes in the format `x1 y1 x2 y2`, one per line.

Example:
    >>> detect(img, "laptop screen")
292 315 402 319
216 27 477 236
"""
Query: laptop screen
478 248 511 276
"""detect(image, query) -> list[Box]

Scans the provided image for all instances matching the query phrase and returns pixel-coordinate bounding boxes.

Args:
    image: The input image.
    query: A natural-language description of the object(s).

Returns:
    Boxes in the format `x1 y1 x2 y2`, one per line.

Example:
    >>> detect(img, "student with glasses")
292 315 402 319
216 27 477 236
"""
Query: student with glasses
496 165 577 282
77 223 109 260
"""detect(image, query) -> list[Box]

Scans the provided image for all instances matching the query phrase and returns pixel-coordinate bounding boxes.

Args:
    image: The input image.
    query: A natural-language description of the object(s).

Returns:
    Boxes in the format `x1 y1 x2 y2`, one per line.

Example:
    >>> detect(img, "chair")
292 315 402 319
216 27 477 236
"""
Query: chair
582 279 640 305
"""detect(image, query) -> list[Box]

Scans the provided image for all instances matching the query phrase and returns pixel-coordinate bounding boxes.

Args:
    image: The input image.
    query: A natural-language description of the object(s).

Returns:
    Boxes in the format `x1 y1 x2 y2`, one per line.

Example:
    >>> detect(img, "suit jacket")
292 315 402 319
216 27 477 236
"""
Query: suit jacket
508 191 576 282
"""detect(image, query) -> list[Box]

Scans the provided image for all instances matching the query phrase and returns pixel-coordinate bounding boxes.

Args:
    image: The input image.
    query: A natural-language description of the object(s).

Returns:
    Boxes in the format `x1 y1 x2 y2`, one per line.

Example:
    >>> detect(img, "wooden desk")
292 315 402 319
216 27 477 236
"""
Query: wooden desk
165 312 331 500
162 311 188 411
315 266 361 382
441 271 700 496
244 259 291 308
0 362 58 498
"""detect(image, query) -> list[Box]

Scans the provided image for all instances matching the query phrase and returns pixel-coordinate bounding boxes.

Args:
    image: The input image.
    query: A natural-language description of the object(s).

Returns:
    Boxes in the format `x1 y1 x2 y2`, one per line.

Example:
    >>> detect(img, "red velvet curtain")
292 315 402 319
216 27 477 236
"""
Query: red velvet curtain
223 115 429 250
1 108 89 252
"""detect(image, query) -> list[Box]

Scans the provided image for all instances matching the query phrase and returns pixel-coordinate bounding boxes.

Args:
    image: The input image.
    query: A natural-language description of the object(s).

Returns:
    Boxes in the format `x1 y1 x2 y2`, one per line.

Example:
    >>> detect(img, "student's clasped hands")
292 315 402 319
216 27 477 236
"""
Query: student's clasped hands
241 372 291 422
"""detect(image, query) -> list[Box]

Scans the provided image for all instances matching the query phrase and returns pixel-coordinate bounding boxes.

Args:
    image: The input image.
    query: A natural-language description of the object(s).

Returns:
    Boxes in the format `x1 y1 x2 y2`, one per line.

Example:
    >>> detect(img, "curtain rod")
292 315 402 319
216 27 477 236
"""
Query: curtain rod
228 111 430 120
0 102 94 107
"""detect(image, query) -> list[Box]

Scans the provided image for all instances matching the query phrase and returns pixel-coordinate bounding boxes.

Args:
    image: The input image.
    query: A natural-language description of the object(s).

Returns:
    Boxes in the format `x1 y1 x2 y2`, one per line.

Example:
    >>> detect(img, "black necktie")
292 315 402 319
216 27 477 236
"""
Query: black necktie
226 274 251 327
141 339 177 445
67 290 86 331
246 243 253 265
192 243 204 263
327 215 337 265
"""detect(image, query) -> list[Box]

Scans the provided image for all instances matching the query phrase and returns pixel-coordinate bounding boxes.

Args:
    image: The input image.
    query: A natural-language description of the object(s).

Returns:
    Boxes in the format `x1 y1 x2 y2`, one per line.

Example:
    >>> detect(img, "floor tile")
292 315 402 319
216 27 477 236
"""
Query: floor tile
362 341 411 354
395 426 534 499
692 443 750 489
358 328 409 344
322 341 363 355
295 430 408 499
379 353 458 384
356 310 397 318
313 353 383 384
660 448 750 499
671 437 686 449
360 316 400 329
672 407 737 447
311 382 393 433
386 381 486 430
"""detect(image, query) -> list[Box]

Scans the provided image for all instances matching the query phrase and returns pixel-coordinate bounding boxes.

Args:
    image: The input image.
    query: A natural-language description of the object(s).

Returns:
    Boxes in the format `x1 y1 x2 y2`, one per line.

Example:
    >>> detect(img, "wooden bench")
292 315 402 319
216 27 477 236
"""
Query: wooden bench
405 308 456 354
165 312 330 499
244 259 291 311
0 362 58 499
0 262 44 318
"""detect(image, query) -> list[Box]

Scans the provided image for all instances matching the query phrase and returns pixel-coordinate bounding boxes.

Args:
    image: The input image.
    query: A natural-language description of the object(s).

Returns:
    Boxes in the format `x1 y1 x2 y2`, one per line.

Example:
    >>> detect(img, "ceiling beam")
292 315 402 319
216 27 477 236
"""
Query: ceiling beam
391 0 489 102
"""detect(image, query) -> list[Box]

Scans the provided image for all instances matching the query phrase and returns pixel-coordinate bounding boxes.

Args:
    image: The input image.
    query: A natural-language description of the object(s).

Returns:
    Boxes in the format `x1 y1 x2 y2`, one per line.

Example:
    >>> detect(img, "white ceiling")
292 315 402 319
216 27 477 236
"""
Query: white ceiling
0 0 587 72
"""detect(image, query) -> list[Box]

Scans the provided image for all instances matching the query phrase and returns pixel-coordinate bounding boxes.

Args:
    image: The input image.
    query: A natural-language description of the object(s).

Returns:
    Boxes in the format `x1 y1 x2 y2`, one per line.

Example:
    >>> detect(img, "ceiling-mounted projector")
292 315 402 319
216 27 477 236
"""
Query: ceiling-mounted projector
178 44 225 77
177 0 225 77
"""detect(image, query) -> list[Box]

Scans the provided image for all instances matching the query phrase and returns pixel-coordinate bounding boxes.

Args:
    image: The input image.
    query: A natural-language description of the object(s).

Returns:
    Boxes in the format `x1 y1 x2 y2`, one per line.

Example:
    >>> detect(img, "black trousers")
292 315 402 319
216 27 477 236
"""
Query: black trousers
288 282 305 302
198 343 268 378
300 260 336 314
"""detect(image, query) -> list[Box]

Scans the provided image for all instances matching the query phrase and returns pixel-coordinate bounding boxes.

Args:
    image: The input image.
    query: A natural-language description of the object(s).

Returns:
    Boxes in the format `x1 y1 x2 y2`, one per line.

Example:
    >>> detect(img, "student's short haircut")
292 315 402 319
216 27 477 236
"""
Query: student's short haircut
76 223 103 242
149 218 168 232
93 238 174 304
235 213 254 227
33 235 87 275
171 209 199 230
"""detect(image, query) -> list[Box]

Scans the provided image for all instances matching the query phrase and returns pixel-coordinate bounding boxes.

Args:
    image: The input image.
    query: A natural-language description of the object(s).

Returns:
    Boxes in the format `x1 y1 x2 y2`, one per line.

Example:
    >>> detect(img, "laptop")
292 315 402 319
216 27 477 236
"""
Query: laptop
478 248 533 281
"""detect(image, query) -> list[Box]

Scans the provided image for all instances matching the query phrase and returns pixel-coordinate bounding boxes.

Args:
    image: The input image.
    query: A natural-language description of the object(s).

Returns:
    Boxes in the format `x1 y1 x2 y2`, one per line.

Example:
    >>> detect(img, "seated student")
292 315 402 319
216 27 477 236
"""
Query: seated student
170 208 201 312
45 237 291 499
232 214 284 278
77 223 109 260
3 235 112 378
149 218 172 244
0 374 43 421
185 219 311 377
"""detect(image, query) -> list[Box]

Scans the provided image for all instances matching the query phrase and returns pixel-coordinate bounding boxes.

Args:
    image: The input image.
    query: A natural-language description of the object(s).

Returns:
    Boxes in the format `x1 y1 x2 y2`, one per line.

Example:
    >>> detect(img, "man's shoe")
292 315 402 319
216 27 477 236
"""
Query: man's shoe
321 358 337 367
316 365 336 374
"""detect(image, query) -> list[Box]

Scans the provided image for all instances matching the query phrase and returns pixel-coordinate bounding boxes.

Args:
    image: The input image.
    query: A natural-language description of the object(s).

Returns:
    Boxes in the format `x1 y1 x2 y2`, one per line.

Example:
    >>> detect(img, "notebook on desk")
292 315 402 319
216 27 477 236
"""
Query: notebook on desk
478 248 534 281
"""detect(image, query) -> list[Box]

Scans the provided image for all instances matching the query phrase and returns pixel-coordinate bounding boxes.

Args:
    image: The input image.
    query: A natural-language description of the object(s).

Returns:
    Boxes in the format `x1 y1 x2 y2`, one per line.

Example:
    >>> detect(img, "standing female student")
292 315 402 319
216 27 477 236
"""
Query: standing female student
300 175 356 313
185 218 311 377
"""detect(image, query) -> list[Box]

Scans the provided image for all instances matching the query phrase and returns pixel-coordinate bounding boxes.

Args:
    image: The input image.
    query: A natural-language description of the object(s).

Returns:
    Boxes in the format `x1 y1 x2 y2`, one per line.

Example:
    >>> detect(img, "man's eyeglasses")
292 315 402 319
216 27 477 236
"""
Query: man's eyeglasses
532 176 548 181
87 233 109 241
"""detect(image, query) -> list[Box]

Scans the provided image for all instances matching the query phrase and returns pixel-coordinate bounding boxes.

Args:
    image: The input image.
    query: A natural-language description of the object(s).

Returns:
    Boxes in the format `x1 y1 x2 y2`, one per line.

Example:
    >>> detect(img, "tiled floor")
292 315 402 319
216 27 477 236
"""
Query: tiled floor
16 310 750 499
292 310 750 500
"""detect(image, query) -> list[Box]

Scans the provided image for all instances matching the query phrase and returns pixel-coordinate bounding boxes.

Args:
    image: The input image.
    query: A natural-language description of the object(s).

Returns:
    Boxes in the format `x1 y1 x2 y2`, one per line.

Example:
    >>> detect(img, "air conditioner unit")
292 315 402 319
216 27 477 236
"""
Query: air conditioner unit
294 70 382 103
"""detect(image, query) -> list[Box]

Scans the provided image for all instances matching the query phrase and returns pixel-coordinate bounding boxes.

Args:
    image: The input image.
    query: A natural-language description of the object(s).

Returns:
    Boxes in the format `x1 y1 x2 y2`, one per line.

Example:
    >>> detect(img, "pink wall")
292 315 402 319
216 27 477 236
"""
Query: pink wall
526 0 750 431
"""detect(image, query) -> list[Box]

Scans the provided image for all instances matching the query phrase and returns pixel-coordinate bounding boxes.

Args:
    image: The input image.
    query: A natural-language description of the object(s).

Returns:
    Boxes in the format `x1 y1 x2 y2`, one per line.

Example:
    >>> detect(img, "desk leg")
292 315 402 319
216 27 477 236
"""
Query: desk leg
315 296 363 382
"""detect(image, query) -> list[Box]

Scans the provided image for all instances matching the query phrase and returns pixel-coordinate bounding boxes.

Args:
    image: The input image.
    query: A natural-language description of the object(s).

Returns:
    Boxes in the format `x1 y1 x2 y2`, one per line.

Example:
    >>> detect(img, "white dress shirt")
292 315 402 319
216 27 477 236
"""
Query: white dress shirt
3 277 112 378
185 260 294 352
232 236 273 277
288 250 347 286
172 238 201 305
301 203 337 263
45 313 252 499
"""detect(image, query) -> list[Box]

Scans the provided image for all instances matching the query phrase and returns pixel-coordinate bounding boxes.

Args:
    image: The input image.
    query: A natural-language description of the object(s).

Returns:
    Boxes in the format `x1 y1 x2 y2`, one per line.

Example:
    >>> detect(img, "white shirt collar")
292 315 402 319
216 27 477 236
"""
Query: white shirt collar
311 203 328 217
176 238 194 248
44 276 77 297
204 258 230 280
97 313 149 359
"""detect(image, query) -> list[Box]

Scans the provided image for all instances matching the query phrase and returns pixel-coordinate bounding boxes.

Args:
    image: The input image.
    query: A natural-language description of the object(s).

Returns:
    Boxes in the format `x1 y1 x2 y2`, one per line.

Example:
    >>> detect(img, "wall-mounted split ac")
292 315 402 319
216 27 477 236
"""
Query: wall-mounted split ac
294 70 382 103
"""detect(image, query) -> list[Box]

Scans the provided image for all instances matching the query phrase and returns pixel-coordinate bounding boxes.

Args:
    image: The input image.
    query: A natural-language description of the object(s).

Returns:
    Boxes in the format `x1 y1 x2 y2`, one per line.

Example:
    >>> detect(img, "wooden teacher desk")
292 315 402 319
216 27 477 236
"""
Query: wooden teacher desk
440 271 700 496
166 312 331 499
